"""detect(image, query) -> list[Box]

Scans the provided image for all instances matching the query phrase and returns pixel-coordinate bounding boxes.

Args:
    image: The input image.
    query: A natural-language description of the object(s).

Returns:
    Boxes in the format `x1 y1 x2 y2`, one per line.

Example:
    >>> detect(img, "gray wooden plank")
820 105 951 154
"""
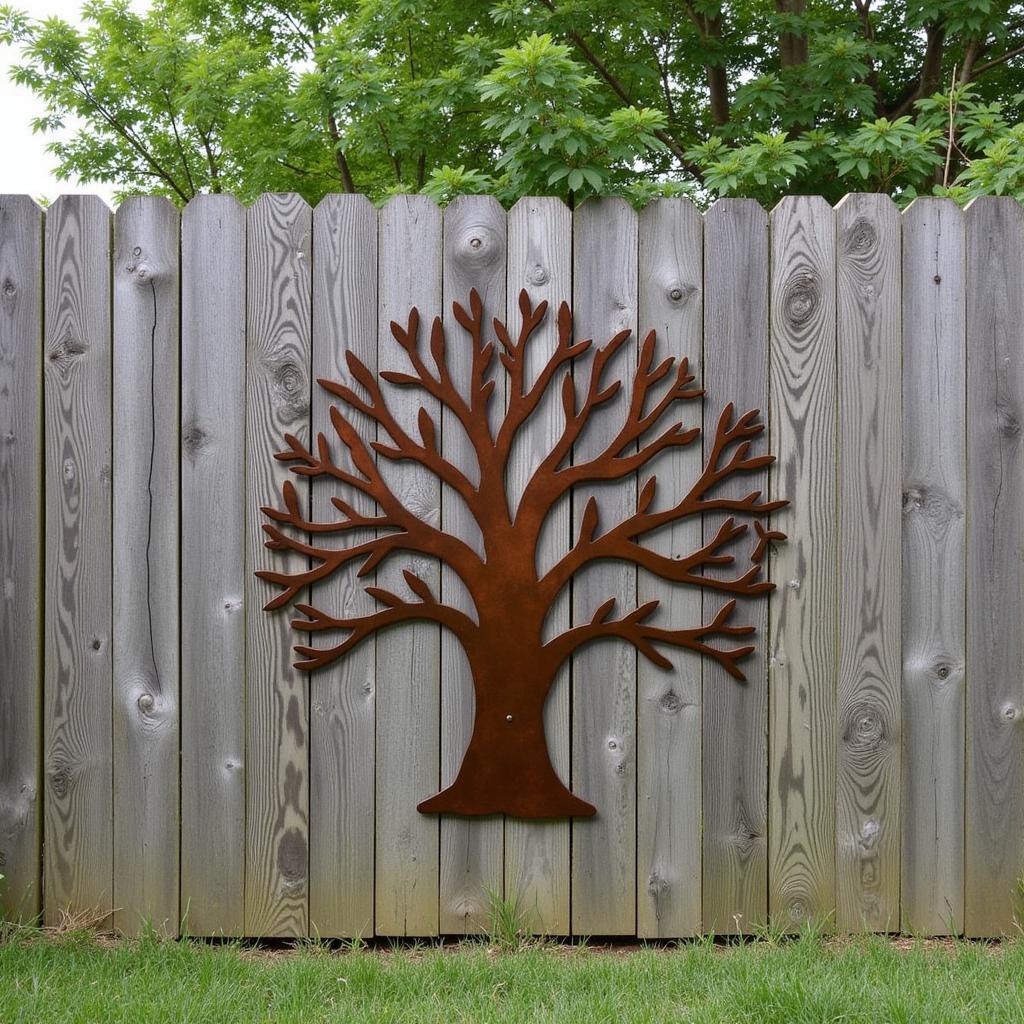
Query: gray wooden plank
768 195 837 931
245 193 312 936
571 197 639 937
901 197 966 936
181 194 247 936
309 194 377 939
0 196 43 921
439 196 506 934
43 195 113 925
701 199 769 934
375 195 442 937
111 197 180 936
636 198 703 938
503 197 572 936
835 194 901 932
965 196 1024 936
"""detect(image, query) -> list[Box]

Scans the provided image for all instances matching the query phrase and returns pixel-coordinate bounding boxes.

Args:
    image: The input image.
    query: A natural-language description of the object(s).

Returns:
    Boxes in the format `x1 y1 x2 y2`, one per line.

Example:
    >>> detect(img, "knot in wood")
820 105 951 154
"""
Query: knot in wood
858 818 881 850
1001 702 1020 723
278 828 308 882
659 689 683 714
783 273 819 326
527 263 549 286
997 406 1021 438
2 277 15 297
647 873 670 899
182 420 209 459
455 222 501 267
270 358 309 423
137 693 155 713
845 218 876 254
845 703 884 750
48 760 72 799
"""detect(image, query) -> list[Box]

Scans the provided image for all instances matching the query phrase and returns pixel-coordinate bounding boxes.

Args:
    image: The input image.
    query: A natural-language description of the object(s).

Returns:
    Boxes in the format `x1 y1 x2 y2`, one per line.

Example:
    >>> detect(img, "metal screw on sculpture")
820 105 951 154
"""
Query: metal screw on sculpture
258 288 787 820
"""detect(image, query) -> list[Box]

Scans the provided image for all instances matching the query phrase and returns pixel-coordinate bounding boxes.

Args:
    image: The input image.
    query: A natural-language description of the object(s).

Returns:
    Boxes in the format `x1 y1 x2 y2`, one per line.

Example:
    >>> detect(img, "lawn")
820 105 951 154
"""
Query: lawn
2 924 1024 1023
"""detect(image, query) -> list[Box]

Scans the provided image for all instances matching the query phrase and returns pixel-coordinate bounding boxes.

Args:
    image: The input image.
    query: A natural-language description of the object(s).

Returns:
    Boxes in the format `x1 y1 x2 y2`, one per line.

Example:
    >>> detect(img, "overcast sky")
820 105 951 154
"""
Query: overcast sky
1 0 150 204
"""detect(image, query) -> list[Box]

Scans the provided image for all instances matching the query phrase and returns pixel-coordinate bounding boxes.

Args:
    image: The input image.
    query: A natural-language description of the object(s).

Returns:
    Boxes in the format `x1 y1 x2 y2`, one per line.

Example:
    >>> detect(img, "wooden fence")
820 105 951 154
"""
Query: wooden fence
0 192 1021 938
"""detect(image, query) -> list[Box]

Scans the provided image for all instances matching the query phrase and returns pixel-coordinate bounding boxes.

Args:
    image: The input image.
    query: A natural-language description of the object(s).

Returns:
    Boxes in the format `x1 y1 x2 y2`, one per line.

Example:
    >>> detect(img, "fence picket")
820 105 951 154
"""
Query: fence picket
112 197 180 935
43 195 113 925
0 196 43 922
768 195 838 930
181 195 248 936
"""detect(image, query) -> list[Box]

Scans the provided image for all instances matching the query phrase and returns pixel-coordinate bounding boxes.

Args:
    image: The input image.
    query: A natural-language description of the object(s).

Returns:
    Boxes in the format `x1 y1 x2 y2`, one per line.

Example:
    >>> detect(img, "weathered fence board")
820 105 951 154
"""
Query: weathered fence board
112 197 180 936
0 196 42 922
180 194 248 937
309 194 377 939
503 196 572 935
901 197 966 936
244 194 312 936
702 199 769 934
636 198 703 938
965 198 1024 936
571 198 639 936
835 194 901 932
768 195 837 930
7 192 1024 938
43 195 113 926
375 195 442 937
439 196 507 934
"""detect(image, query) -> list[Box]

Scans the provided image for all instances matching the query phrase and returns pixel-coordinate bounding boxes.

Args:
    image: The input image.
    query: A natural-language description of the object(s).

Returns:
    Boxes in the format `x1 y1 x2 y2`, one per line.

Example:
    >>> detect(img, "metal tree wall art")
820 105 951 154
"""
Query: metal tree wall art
258 290 786 819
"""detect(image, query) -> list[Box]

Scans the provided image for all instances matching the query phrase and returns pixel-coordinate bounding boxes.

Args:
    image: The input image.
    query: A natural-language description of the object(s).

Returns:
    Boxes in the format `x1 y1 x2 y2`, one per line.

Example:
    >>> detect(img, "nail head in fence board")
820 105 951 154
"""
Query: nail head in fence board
900 198 966 936
375 195 441 937
702 199 768 933
0 196 43 921
245 194 312 936
309 194 377 938
43 195 113 925
835 194 901 932
439 196 506 933
965 197 1024 937
112 196 180 936
503 196 572 935
571 197 639 936
768 195 837 930
636 198 703 938
181 195 247 936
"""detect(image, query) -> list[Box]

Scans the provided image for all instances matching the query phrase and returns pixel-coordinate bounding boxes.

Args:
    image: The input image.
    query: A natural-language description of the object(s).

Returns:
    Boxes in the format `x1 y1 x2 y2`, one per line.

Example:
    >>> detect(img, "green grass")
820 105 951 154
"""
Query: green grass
2 925 1024 1023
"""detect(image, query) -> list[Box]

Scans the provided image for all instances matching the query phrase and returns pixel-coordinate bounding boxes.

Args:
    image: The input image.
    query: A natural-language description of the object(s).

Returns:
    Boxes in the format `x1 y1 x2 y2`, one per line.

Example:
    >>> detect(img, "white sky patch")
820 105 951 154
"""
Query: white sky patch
1 0 151 205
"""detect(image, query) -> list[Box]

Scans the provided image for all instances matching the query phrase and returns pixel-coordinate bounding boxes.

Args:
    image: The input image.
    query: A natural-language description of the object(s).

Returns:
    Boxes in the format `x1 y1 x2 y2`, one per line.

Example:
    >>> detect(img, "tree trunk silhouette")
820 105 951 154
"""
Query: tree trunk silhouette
418 654 592 818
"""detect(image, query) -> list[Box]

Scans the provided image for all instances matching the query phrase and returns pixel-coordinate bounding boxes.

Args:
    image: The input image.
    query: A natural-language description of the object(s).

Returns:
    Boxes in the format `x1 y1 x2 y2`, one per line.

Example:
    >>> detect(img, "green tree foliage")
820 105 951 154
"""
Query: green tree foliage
2 0 1024 206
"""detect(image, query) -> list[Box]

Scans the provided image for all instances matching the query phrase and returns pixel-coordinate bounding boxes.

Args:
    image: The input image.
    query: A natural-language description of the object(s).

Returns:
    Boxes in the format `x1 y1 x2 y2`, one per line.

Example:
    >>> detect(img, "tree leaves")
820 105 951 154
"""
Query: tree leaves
6 0 1024 206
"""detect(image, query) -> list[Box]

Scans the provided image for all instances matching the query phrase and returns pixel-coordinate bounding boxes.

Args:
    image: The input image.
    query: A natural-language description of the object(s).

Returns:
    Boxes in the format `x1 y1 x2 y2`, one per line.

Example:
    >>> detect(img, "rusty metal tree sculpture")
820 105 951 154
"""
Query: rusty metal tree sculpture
258 290 786 819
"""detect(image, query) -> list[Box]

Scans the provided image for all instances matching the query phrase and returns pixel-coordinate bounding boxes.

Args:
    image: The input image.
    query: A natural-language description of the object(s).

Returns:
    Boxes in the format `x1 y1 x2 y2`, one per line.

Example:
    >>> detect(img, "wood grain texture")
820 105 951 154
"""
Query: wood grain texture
0 196 43 921
309 194 377 939
43 195 113 925
768 195 837 931
901 198 965 936
571 198 639 936
503 197 572 935
375 195 441 937
636 199 703 938
181 195 247 936
835 194 901 932
245 194 312 936
965 197 1024 936
702 199 769 934
439 196 506 933
112 197 180 936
